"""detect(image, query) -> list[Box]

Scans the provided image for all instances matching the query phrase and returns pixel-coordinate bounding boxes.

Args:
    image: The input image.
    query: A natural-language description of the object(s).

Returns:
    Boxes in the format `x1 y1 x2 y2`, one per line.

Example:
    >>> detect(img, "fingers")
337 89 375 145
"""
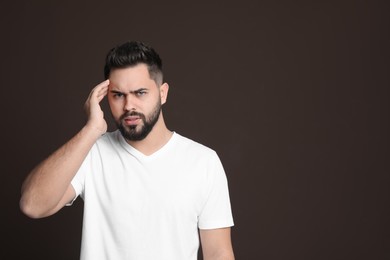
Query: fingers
89 79 109 104
84 80 110 132
84 79 110 115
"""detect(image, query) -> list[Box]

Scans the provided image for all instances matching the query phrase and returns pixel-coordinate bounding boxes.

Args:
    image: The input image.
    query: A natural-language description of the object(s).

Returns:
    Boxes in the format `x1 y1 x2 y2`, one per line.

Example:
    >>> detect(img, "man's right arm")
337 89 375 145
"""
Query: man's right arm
19 80 109 218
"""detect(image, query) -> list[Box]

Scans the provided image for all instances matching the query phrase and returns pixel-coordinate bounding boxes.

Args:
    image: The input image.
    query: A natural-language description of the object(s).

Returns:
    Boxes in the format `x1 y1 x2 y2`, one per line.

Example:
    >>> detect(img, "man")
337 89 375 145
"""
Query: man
20 41 234 260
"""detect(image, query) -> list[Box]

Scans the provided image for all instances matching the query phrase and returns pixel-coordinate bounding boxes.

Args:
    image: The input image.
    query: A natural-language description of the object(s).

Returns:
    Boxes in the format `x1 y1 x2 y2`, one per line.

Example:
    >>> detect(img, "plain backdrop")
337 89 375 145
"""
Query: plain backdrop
2 1 389 259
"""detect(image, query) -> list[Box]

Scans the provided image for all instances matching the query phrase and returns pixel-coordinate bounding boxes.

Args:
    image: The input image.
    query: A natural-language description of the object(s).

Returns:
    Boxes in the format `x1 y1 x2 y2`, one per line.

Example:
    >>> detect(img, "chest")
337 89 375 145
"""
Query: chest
84 155 208 220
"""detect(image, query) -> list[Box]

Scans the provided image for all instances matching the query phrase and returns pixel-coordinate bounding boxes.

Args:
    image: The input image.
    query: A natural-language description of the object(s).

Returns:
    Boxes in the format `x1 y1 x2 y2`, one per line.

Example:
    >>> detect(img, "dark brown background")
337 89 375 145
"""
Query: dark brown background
2 1 389 259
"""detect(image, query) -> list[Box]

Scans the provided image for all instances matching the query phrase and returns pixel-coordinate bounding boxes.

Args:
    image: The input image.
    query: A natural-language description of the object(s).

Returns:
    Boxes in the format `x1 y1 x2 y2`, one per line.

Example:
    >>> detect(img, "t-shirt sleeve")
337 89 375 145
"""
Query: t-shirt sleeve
198 152 234 230
67 146 94 205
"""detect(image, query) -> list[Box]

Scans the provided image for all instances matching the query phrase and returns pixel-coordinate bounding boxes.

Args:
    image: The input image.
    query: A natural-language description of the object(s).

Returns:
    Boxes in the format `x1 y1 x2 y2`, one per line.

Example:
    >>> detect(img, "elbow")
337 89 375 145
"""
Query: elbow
19 196 48 219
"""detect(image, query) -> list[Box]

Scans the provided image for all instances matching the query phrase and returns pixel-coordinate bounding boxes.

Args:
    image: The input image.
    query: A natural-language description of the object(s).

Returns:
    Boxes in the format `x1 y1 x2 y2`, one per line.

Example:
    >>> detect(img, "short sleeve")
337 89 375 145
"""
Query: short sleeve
198 152 234 230
67 147 94 205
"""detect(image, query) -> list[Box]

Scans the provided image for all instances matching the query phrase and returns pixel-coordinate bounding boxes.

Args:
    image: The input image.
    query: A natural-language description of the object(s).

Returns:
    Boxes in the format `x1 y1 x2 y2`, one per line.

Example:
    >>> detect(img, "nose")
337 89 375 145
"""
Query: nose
124 95 136 112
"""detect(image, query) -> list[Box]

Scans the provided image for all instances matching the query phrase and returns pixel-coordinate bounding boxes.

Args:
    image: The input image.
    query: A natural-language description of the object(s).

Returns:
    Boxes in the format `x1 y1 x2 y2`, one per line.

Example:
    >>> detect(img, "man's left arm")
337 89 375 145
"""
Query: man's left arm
200 227 235 260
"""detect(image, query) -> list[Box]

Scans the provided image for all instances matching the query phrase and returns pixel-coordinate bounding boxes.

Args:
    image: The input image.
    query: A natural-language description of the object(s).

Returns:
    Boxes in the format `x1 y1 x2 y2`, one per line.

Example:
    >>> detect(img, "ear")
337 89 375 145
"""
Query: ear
160 83 169 105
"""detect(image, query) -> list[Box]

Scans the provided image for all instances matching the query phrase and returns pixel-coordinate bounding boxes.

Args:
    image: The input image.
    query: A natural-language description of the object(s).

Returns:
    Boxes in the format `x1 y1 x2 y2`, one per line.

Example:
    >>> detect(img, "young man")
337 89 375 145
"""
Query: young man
20 41 234 260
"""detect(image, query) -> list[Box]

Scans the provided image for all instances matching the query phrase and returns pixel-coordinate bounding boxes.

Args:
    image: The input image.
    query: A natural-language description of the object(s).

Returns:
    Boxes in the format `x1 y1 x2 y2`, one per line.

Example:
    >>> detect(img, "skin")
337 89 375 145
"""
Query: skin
107 64 172 154
20 63 234 259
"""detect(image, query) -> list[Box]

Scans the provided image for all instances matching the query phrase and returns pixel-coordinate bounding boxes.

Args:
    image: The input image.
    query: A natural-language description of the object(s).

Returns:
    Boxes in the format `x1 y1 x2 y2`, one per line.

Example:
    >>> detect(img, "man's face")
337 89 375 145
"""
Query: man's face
107 64 168 141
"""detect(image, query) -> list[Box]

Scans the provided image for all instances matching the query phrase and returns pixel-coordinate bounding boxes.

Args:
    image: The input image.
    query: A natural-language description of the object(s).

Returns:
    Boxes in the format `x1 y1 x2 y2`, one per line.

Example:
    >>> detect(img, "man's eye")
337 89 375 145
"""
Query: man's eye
113 93 124 98
136 91 147 96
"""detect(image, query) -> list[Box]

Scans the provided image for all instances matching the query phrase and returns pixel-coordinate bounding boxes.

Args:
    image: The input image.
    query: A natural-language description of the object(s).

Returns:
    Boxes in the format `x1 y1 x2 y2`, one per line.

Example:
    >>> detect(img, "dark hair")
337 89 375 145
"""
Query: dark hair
104 41 163 85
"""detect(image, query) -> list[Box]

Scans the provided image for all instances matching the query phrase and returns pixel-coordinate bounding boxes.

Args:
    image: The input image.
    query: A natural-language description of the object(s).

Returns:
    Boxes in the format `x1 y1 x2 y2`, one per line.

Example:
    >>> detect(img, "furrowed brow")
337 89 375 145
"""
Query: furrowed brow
129 88 148 94
110 90 125 94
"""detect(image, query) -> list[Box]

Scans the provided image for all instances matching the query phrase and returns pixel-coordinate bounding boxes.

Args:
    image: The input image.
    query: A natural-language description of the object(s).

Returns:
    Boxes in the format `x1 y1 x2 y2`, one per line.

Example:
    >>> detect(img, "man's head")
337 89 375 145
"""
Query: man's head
105 41 169 142
104 41 163 86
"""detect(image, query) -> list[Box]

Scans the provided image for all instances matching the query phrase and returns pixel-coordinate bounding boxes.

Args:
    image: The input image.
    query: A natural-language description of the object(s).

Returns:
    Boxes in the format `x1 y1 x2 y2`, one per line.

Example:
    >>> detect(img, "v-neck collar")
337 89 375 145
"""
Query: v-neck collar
116 130 177 161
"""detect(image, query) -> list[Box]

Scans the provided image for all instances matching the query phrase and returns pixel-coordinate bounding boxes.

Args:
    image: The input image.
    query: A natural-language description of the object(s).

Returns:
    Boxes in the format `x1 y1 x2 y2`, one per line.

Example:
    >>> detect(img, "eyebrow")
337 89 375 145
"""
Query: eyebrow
110 88 148 94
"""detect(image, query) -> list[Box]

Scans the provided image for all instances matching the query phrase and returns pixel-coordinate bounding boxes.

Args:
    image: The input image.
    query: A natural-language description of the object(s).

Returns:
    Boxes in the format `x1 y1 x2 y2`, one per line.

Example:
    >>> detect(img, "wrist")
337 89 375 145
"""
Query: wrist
82 123 106 139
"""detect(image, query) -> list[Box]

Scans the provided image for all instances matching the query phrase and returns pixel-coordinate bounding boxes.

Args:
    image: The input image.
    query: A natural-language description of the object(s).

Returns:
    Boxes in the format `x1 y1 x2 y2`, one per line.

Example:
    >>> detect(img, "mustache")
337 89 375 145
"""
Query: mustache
119 111 146 121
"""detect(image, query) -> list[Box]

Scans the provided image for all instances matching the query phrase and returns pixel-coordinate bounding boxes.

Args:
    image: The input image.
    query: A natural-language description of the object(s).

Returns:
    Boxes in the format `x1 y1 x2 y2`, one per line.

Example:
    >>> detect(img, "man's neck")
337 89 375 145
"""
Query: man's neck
126 115 173 156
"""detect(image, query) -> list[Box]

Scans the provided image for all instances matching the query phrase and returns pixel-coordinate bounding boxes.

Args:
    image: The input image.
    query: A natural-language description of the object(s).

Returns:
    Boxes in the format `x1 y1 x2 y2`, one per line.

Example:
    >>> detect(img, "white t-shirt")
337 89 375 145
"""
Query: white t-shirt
71 130 234 260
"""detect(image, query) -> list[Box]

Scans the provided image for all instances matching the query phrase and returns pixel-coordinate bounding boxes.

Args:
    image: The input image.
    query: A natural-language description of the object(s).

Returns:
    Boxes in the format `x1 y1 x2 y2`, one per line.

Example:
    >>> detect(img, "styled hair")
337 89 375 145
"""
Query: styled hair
104 41 163 85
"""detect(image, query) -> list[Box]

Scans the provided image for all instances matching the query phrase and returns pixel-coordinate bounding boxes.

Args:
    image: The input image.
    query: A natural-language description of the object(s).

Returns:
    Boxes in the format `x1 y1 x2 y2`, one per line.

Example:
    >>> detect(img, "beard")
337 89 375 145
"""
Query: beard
116 100 162 141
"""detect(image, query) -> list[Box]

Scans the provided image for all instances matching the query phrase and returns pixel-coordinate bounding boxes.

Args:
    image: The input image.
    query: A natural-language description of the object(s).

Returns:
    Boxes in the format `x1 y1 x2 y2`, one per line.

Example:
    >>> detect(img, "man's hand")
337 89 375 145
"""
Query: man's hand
84 80 109 135
20 80 111 218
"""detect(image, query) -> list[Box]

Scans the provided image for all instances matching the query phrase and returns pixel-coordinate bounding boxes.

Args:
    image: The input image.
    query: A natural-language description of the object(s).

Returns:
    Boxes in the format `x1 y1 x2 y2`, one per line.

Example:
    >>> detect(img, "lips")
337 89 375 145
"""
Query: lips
123 115 140 126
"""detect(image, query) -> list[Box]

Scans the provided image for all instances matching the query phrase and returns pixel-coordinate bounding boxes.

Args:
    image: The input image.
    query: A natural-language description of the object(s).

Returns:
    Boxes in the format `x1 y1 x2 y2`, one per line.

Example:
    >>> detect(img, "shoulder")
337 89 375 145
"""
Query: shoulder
92 130 122 151
173 133 220 161
174 133 214 151
97 130 120 143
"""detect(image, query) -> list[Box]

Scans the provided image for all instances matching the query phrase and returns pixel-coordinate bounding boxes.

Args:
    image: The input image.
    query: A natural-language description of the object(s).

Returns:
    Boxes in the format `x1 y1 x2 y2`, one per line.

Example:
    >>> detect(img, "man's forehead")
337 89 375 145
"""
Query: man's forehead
109 64 150 77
